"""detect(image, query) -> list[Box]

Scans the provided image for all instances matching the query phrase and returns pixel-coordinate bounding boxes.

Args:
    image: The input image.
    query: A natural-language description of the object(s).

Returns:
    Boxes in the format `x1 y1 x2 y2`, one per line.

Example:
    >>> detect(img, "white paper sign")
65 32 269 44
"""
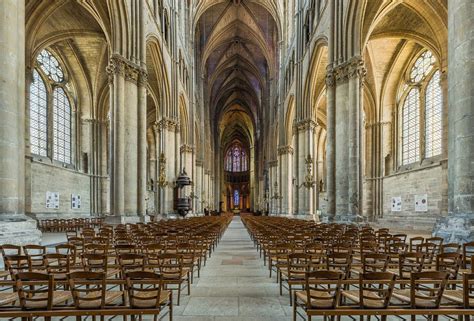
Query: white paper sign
391 196 402 212
46 191 59 209
71 194 81 209
415 194 428 212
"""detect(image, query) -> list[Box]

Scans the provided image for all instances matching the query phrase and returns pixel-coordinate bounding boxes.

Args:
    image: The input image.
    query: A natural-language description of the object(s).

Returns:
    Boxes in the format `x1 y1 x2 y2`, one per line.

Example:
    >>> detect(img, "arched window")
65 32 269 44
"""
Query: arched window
30 70 48 157
399 50 442 166
53 88 72 164
224 143 248 172
29 49 73 165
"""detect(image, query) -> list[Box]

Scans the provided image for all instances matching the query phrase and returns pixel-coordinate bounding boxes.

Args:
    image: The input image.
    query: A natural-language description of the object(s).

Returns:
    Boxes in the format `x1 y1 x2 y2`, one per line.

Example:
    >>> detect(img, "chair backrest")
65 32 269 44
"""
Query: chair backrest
68 271 106 309
4 255 31 276
436 252 461 280
0 244 22 258
399 252 425 279
157 253 183 275
23 245 47 269
55 243 77 265
326 252 352 279
15 272 54 310
304 270 343 309
119 253 146 274
362 253 390 273
359 272 396 309
410 271 448 308
287 253 311 279
440 243 461 254
82 253 109 273
44 253 71 277
416 242 437 264
463 241 474 269
409 237 424 251
463 273 474 308
126 271 164 308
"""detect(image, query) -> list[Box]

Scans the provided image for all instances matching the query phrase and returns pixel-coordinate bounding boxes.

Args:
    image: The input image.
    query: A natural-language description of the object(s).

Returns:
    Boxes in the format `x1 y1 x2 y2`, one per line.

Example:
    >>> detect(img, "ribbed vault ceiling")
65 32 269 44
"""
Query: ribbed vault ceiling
195 0 278 146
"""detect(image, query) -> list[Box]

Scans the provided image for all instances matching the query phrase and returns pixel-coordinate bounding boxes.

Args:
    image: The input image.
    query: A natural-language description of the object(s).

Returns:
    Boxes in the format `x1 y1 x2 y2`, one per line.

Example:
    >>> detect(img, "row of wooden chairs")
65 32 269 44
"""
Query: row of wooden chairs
242 215 474 321
0 215 232 319
37 217 104 232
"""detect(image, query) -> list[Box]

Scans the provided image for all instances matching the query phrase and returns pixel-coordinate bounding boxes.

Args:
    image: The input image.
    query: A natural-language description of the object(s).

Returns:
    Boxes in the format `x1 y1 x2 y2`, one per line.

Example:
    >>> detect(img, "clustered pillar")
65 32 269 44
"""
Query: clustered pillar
0 0 41 244
434 0 474 242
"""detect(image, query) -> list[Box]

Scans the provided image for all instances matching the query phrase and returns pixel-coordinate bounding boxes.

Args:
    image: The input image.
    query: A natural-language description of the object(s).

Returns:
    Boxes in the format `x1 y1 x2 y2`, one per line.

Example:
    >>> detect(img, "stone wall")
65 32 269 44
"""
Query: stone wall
380 163 448 231
28 162 90 218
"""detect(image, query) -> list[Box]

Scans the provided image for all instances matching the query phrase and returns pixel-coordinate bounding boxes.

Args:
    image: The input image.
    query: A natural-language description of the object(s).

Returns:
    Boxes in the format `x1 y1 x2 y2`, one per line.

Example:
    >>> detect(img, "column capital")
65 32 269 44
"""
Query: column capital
329 56 366 84
293 119 317 133
156 117 180 132
180 144 194 154
106 54 146 84
278 145 294 155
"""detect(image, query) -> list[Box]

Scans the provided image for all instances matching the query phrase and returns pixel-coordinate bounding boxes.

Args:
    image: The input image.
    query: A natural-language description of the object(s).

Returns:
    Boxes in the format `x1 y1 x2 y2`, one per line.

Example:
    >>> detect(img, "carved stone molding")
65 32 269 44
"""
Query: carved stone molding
293 119 317 133
328 56 366 85
365 121 391 129
195 159 203 167
106 54 146 85
180 144 194 154
278 145 294 155
156 117 179 132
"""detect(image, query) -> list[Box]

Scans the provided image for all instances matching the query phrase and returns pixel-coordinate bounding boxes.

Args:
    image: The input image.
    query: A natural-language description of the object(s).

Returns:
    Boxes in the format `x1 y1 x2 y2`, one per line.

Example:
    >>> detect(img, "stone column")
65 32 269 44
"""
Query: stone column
295 120 317 217
137 71 147 218
325 68 336 219
434 0 474 242
157 118 178 216
0 0 41 244
195 160 203 214
278 146 294 215
347 57 365 216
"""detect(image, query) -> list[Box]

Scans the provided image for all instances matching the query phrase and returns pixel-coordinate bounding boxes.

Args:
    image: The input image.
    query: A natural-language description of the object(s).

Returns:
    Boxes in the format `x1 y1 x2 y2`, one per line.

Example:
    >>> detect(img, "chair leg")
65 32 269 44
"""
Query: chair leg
292 292 297 321
187 275 191 295
289 284 293 306
178 282 182 305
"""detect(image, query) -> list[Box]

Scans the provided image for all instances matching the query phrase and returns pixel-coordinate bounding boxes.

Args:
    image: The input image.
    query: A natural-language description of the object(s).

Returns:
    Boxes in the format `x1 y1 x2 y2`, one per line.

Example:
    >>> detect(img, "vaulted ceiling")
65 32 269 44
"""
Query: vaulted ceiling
195 0 279 148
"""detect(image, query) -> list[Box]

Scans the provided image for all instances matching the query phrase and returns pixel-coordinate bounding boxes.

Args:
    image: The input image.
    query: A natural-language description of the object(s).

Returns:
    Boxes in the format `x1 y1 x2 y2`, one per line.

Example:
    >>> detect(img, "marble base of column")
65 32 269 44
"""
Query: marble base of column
0 215 42 245
433 214 474 243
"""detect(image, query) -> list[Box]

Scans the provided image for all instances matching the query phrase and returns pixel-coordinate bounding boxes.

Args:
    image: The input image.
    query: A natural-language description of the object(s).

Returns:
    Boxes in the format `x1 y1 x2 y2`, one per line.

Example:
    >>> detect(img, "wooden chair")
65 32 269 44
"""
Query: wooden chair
126 271 172 321
23 245 47 272
82 253 120 279
463 241 474 269
436 252 462 283
409 237 424 252
342 272 396 321
15 271 72 320
68 271 123 316
156 253 190 305
281 253 312 305
4 255 31 277
293 270 343 321
392 271 449 321
326 252 352 280
351 253 390 277
440 242 461 254
44 253 71 283
118 253 147 275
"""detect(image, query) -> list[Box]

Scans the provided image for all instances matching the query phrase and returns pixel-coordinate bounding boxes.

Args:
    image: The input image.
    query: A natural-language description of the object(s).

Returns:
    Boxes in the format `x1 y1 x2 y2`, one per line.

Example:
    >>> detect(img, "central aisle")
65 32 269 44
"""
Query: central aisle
175 216 291 321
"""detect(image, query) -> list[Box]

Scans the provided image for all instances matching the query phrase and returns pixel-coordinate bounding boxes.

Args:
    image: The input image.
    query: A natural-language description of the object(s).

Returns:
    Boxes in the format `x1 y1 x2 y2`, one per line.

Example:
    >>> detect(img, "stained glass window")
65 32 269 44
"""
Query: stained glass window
425 70 442 158
399 49 443 166
402 89 420 165
30 48 73 164
224 143 249 172
233 190 239 207
36 49 64 82
29 70 48 157
53 88 72 164
409 50 435 83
